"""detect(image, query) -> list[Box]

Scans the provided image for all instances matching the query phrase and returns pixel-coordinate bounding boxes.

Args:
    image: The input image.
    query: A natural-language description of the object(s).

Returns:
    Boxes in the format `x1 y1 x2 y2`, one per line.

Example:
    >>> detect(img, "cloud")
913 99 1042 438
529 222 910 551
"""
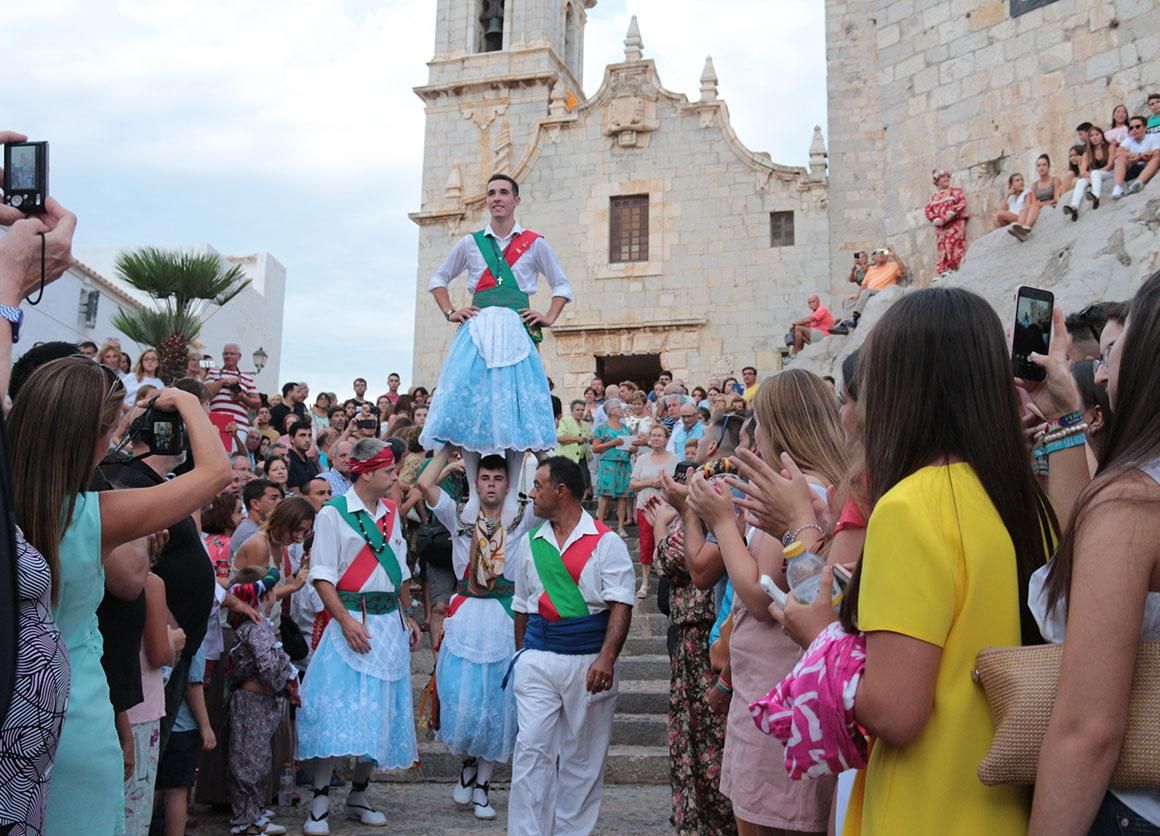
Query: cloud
9 1 826 400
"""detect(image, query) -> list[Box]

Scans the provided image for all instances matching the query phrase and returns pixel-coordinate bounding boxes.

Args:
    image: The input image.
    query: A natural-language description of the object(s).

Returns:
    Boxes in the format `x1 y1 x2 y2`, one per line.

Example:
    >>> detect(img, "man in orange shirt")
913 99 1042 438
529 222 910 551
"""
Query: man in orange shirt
831 248 909 334
790 294 836 355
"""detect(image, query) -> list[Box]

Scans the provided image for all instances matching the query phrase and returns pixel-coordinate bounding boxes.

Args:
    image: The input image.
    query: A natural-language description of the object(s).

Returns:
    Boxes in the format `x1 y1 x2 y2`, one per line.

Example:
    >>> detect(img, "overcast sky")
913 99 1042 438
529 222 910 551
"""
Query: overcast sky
9 0 825 400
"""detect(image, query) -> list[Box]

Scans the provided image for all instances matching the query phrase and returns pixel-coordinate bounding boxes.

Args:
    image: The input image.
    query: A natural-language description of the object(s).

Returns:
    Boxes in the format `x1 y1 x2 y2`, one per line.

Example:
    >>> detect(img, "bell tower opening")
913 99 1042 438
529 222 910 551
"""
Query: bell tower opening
477 0 505 53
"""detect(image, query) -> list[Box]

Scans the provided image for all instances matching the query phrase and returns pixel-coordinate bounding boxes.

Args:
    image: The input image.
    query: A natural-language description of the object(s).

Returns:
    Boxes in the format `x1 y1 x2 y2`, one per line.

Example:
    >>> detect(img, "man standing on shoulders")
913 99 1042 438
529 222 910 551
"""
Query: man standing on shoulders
297 439 421 835
507 457 635 836
790 294 836 355
203 343 261 439
416 446 541 821
422 173 572 526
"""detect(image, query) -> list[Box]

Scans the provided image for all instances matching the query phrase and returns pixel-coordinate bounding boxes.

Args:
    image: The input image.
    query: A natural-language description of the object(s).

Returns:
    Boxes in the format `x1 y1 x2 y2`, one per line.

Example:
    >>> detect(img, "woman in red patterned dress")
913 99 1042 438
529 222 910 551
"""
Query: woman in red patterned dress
924 168 968 275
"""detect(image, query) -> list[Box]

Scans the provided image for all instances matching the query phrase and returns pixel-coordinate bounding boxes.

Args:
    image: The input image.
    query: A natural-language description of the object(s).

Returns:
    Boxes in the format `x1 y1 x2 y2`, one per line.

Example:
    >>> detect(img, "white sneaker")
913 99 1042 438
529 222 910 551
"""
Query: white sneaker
1127 179 1145 195
452 760 477 806
260 824 287 835
345 800 387 827
1112 186 1125 200
473 783 497 820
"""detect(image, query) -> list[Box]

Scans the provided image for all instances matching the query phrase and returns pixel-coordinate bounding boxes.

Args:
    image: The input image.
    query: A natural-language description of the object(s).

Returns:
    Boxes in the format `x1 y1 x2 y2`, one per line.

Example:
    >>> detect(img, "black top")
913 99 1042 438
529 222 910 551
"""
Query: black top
97 590 146 713
551 394 562 421
117 458 215 660
269 403 308 434
286 450 321 492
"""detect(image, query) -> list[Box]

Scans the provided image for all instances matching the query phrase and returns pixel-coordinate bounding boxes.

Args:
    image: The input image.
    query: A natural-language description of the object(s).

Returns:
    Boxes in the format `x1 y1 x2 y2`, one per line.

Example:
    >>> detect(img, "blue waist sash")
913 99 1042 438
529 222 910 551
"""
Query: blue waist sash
523 611 610 655
502 610 610 688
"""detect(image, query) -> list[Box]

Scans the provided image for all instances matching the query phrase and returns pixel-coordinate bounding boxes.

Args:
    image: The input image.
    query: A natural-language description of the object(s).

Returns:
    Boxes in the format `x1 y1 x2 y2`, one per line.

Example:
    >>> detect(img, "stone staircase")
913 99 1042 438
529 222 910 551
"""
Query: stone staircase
380 528 672 785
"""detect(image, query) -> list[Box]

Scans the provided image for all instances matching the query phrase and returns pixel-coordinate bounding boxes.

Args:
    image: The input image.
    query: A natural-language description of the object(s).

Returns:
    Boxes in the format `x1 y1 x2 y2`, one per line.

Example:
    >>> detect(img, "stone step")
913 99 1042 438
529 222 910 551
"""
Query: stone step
373 741 670 785
611 713 668 747
623 634 668 656
617 677 670 714
617 654 671 681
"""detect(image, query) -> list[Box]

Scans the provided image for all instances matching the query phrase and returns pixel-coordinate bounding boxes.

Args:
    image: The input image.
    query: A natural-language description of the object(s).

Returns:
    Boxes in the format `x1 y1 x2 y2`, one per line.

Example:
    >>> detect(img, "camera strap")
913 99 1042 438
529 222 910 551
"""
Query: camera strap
24 232 45 305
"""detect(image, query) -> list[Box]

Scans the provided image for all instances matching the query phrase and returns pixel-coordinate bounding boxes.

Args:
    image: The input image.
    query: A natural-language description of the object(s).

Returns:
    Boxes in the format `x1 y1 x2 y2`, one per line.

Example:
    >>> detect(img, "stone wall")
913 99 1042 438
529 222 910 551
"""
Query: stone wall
825 0 1160 283
411 55 831 396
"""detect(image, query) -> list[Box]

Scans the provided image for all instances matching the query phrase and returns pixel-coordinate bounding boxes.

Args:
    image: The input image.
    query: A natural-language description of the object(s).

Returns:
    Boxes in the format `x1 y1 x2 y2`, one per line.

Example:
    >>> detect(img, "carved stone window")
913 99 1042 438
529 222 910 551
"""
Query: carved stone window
610 195 649 263
1010 0 1058 16
769 211 795 248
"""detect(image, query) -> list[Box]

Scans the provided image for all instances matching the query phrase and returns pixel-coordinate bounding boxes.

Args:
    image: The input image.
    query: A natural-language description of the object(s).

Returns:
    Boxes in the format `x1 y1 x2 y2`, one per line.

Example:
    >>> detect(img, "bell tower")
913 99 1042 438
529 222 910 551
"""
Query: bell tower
412 0 595 214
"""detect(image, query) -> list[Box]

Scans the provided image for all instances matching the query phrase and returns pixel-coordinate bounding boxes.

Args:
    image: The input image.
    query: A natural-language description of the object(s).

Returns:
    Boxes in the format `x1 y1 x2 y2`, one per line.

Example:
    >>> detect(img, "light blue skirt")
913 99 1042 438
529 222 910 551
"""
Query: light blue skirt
420 307 557 455
296 623 417 769
436 596 517 762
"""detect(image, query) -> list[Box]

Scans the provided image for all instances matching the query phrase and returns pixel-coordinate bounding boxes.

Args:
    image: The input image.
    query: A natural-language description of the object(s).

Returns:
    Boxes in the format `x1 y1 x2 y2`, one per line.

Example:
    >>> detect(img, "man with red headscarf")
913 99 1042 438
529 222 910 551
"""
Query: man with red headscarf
295 438 422 835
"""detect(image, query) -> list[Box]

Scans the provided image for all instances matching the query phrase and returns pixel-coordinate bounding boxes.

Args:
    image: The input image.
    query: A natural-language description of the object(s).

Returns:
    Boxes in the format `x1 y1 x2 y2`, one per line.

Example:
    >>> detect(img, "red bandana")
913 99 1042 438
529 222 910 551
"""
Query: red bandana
349 447 395 475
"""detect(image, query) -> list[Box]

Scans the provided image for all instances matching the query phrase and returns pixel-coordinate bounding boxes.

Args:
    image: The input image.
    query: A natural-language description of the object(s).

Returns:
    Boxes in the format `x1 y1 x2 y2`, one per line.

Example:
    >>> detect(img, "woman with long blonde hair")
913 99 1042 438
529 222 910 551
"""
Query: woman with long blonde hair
688 368 847 836
122 347 164 409
10 357 231 835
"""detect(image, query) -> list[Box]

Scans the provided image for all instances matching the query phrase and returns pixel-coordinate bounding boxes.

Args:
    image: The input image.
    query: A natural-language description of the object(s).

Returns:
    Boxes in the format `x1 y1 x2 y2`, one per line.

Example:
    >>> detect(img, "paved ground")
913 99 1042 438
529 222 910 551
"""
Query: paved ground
191 781 674 834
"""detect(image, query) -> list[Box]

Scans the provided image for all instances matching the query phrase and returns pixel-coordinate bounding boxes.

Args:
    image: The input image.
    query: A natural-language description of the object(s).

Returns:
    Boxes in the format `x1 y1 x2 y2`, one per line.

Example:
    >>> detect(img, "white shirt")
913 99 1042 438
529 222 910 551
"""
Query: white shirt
1006 189 1030 213
428 490 541 580
309 487 410 593
121 373 164 408
510 511 636 617
428 222 574 301
1122 134 1160 156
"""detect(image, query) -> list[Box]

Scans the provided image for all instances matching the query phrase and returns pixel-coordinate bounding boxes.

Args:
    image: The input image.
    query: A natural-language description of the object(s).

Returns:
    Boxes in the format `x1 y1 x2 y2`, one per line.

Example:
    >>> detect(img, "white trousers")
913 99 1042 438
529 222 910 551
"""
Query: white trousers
508 649 619 836
1069 169 1111 209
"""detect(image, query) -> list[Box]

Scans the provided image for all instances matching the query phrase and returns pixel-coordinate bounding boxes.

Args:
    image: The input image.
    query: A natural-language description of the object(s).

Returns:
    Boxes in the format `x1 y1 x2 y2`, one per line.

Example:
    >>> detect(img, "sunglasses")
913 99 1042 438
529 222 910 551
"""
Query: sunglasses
1076 303 1103 344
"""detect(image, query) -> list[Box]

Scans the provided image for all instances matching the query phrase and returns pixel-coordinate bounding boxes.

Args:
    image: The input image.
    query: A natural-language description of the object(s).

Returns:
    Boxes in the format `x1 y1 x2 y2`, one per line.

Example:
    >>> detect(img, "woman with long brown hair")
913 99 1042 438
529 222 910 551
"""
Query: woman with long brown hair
688 368 848 836
1028 271 1160 834
10 357 231 835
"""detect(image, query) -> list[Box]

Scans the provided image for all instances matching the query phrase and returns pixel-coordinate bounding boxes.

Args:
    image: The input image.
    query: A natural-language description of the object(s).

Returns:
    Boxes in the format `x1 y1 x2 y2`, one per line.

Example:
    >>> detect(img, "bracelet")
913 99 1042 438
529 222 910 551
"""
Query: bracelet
1045 410 1084 434
1042 422 1088 444
1032 432 1087 458
715 676 733 695
783 523 824 548
443 308 456 321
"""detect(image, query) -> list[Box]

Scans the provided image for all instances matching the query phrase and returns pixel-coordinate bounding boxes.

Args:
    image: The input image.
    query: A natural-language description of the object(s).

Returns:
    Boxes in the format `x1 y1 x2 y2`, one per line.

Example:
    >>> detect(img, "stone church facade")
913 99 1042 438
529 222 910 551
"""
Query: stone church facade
825 0 1160 280
410 2 831 392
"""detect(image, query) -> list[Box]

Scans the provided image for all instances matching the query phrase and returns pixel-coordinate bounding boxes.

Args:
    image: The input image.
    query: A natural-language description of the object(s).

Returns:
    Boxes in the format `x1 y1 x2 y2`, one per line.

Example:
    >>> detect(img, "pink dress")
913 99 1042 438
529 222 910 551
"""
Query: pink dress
719 591 835 829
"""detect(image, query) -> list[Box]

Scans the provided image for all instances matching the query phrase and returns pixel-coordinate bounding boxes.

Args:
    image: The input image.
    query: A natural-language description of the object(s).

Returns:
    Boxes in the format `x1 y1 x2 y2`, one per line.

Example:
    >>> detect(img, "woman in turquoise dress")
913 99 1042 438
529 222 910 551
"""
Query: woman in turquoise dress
9 358 232 834
591 397 634 535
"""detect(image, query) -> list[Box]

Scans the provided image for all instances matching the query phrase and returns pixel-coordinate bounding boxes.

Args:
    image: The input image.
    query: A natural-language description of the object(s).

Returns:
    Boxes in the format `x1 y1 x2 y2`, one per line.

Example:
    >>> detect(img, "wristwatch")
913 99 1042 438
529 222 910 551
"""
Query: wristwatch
443 308 456 321
0 305 23 343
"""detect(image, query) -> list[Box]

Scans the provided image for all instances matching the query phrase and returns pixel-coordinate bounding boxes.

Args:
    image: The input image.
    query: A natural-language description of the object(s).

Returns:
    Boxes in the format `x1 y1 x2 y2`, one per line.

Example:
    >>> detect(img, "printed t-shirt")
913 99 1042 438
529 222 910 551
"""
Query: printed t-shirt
843 463 1031 836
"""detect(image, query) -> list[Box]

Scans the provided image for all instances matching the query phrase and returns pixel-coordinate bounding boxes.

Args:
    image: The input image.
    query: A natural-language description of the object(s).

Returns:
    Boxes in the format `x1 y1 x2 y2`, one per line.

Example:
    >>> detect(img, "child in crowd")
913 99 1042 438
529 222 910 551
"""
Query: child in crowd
227 568 295 836
156 641 215 836
123 573 184 836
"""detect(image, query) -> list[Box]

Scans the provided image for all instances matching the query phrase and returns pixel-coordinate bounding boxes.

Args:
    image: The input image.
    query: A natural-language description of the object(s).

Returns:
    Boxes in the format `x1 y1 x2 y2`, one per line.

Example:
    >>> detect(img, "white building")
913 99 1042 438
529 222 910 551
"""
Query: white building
22 255 146 359
74 244 286 392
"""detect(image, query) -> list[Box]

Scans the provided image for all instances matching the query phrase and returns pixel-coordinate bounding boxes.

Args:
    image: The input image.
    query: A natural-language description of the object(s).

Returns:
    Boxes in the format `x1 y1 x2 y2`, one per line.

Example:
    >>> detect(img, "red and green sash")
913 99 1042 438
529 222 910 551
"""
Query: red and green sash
530 521 610 622
473 229 542 292
311 496 401 646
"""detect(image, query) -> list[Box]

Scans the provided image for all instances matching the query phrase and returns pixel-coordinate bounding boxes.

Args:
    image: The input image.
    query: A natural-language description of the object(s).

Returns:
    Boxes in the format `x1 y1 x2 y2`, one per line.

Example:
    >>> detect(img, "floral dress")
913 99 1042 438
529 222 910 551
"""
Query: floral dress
593 422 633 498
653 523 736 836
0 531 69 835
924 186 968 273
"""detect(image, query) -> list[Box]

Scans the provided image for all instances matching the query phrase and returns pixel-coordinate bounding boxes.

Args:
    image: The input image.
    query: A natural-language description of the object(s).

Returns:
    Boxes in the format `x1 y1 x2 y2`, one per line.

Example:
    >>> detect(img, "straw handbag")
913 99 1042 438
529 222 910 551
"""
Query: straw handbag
973 641 1160 788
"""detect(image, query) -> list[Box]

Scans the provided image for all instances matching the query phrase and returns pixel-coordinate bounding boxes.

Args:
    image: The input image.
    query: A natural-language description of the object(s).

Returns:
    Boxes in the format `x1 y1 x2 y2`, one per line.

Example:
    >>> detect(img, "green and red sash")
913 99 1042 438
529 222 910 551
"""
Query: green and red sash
473 229 542 292
310 496 400 647
530 521 611 622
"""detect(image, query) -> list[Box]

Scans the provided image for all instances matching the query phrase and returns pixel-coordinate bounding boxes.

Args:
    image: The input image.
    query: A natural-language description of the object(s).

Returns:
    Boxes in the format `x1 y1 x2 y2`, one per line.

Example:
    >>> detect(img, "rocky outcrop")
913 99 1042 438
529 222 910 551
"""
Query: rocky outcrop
794 193 1160 383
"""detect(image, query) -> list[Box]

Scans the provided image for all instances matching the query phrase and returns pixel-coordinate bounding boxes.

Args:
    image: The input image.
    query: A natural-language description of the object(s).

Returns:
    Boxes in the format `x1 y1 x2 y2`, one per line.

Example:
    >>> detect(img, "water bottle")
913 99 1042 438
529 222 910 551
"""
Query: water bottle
783 540 840 606
278 763 294 807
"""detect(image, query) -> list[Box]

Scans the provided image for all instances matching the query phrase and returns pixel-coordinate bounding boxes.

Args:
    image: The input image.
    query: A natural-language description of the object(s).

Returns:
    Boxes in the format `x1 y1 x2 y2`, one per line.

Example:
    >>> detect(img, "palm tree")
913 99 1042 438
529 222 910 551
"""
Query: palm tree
112 248 251 384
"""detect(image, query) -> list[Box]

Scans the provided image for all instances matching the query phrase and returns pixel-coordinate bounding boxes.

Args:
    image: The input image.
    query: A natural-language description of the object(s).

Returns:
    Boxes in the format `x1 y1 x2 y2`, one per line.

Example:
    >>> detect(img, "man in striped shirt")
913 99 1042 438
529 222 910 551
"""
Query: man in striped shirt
203 344 260 440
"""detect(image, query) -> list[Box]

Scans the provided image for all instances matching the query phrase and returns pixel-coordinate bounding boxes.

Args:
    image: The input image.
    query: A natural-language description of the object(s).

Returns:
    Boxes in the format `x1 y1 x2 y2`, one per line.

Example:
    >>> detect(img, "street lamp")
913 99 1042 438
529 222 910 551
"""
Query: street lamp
252 346 268 375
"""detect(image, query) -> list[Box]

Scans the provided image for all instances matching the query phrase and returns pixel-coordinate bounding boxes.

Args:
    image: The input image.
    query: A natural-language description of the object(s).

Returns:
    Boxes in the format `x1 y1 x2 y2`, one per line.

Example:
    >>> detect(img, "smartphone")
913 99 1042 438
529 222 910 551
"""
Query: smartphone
759 574 789 608
833 564 852 595
1012 285 1054 381
3 141 48 214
